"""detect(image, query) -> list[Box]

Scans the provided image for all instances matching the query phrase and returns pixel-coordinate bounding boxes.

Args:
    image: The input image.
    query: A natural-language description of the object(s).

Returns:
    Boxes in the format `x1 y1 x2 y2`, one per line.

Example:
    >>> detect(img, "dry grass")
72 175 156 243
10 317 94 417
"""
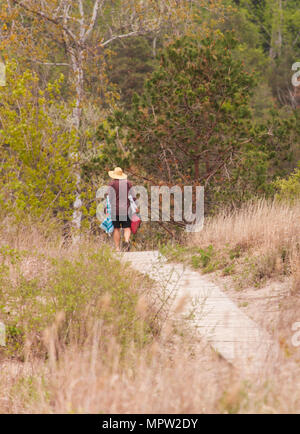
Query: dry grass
192 198 300 254
1 212 300 414
291 250 300 294
0 221 232 414
190 198 300 290
0 221 233 413
188 196 300 336
1 316 300 414
0 326 233 414
185 198 300 413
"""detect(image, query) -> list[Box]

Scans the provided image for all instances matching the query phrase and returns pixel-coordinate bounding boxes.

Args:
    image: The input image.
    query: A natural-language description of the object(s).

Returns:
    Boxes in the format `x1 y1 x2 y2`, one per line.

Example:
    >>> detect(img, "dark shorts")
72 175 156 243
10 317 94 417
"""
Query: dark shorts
112 215 131 229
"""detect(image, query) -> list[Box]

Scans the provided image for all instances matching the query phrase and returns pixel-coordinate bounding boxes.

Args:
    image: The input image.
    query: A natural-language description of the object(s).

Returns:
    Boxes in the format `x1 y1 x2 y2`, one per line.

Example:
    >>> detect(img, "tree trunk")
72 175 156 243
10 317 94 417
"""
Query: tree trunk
194 156 200 182
70 49 84 241
269 0 283 59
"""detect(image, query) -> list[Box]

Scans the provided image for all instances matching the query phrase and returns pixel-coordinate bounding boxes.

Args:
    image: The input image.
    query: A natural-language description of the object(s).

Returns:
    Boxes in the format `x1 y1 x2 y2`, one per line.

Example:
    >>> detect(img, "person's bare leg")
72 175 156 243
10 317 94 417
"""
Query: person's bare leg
113 228 121 251
124 227 131 243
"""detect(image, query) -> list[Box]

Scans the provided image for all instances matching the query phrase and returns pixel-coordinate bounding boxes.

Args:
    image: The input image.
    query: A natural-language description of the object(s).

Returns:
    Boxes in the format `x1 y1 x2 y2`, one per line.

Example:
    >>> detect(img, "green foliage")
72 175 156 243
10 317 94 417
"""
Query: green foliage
192 245 215 269
100 32 256 187
161 243 223 274
228 0 300 108
159 243 190 263
209 108 299 211
0 62 78 223
274 161 300 203
99 32 298 215
109 37 158 109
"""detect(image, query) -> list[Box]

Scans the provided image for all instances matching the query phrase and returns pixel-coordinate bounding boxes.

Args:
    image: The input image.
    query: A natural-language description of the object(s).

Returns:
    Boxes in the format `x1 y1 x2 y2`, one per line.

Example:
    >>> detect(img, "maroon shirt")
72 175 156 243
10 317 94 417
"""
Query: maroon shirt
108 179 136 217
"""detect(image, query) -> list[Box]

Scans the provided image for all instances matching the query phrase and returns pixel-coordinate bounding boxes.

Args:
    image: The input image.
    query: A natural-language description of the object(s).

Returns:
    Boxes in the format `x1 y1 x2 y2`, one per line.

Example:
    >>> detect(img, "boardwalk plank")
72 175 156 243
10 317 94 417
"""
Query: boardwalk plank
121 250 280 375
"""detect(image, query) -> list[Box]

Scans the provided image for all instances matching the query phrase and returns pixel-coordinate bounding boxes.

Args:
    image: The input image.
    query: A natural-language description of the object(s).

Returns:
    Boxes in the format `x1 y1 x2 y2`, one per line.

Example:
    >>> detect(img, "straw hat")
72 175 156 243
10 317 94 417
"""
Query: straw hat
108 167 127 180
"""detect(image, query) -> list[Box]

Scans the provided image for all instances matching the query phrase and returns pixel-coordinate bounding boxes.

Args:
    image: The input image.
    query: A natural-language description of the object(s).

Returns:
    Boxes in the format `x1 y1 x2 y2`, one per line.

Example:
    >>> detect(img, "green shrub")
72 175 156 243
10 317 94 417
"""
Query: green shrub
274 162 300 203
0 61 78 223
0 244 153 359
197 245 215 268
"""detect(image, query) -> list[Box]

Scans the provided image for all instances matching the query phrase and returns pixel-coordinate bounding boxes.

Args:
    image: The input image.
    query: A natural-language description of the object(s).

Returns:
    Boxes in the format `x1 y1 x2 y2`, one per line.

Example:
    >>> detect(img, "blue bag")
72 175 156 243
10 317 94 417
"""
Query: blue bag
100 196 114 235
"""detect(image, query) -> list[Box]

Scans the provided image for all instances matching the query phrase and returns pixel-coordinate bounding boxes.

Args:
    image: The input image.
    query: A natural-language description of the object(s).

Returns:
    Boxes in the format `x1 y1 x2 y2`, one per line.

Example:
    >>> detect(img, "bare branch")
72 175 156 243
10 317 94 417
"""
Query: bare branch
101 30 148 47
52 0 65 20
11 0 81 48
29 59 70 67
84 0 103 42
78 0 85 41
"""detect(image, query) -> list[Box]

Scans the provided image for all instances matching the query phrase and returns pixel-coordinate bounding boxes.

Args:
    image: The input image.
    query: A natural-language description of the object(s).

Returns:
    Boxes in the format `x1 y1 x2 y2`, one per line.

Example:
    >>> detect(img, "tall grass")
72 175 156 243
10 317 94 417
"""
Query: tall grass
1 314 300 414
0 220 157 361
193 198 299 253
0 221 234 413
190 199 300 291
1 211 300 414
0 324 233 413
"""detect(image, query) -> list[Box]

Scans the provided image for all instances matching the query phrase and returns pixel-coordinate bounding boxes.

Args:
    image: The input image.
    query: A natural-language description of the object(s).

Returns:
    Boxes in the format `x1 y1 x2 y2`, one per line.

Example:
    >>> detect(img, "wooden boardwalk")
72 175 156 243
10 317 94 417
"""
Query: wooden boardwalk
122 251 280 377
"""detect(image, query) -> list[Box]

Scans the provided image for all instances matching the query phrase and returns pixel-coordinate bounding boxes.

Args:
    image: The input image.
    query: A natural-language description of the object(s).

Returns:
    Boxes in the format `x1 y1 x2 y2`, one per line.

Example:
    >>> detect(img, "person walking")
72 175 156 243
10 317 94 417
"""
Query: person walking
107 167 138 252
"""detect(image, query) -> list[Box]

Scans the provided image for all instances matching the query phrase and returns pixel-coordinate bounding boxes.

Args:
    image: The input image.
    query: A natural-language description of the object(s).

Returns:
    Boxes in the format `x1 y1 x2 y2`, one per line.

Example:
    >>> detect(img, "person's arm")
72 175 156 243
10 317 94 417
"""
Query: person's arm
128 181 136 200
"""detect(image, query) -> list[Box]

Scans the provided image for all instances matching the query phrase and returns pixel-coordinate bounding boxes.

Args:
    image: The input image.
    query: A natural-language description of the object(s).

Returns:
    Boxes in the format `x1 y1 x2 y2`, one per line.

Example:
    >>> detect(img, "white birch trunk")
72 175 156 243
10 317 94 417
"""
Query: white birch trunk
70 48 84 241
